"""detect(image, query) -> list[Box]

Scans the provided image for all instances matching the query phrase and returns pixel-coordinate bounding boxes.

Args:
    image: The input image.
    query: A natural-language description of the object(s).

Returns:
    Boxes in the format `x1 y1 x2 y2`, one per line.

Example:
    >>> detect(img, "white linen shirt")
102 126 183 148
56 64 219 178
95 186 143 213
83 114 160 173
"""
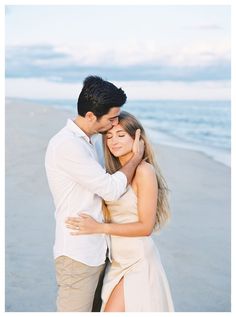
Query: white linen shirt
45 119 127 266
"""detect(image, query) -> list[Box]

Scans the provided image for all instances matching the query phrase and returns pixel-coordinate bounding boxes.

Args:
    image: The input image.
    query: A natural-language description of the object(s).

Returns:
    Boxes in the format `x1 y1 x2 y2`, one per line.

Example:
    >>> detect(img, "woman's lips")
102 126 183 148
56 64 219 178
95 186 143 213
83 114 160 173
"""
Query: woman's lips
111 146 122 151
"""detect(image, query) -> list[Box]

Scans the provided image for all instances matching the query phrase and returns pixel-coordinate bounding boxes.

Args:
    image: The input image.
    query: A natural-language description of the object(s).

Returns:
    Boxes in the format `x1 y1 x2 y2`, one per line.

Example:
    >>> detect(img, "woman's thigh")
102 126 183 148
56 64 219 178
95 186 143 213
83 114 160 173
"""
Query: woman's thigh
104 277 125 312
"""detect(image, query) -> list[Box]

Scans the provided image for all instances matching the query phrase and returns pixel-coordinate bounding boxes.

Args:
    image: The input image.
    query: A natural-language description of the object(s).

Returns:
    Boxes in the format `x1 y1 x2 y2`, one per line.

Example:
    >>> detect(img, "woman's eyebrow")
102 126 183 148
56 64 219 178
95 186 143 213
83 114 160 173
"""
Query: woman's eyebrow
107 129 125 136
116 129 125 133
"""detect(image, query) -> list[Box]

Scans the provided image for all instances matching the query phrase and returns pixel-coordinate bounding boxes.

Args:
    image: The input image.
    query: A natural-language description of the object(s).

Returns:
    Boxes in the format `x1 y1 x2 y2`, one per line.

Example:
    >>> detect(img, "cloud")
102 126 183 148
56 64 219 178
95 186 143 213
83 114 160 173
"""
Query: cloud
6 45 69 63
5 44 230 83
5 78 230 101
183 24 224 31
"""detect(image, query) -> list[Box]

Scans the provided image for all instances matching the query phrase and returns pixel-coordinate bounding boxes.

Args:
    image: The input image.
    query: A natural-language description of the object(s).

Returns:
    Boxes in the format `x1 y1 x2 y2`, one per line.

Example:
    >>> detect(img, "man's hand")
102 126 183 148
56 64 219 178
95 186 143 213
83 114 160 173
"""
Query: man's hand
119 128 145 185
132 129 144 161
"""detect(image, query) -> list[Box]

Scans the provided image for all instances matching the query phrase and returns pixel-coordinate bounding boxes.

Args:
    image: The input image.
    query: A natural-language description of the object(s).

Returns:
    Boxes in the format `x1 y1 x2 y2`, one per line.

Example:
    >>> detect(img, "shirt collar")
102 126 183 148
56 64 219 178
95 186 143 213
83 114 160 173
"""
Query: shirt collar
66 119 98 144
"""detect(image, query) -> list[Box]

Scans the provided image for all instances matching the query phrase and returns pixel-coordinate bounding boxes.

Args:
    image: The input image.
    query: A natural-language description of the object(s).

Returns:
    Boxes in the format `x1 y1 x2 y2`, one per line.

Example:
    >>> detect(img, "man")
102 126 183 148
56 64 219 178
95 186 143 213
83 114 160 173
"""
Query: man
45 76 144 312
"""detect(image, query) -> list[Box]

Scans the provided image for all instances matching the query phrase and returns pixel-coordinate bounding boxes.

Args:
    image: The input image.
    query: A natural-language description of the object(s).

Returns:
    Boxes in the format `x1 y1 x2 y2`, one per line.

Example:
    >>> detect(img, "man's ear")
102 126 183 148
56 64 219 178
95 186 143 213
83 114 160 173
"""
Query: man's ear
85 111 97 122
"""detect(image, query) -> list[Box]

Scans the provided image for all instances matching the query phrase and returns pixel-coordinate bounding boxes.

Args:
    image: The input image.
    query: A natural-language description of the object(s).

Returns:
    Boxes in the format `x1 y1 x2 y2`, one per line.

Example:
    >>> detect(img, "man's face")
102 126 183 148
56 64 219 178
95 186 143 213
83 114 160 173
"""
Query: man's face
94 107 120 133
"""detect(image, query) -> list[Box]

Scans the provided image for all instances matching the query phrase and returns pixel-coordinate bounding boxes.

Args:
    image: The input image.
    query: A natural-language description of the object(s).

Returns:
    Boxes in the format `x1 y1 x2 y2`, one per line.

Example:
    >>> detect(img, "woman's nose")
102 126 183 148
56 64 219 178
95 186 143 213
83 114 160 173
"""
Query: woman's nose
111 136 119 144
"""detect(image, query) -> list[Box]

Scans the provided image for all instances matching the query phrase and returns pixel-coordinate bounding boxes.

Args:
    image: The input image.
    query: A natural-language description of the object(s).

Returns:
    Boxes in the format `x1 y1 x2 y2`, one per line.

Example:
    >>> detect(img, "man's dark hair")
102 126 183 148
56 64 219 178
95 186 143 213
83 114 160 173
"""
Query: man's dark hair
77 76 127 118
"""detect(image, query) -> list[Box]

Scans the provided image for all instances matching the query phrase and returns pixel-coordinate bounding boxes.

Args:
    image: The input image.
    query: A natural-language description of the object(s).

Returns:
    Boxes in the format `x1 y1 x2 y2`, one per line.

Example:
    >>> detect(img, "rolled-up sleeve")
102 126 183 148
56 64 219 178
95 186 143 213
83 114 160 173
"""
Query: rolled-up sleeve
54 138 127 201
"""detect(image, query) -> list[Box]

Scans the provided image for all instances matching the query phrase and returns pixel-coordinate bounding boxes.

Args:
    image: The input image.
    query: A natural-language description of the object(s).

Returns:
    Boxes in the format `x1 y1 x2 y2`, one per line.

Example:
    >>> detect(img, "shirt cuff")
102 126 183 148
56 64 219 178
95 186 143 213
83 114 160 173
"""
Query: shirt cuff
114 171 128 189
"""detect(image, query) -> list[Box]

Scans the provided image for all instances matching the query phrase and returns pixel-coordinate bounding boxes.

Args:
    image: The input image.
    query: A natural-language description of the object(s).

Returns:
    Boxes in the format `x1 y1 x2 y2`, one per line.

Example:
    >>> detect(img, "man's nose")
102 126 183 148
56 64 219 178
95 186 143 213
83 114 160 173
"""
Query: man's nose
112 118 119 126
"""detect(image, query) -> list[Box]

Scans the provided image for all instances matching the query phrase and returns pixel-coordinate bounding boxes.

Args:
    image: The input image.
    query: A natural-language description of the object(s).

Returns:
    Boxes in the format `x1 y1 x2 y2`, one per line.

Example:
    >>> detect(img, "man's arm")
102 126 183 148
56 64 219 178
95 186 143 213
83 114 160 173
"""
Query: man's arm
49 139 126 201
48 129 143 201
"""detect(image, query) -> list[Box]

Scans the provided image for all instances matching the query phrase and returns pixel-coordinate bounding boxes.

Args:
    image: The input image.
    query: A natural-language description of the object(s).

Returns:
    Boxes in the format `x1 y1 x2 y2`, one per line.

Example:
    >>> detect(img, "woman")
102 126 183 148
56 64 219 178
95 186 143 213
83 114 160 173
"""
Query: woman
65 111 174 312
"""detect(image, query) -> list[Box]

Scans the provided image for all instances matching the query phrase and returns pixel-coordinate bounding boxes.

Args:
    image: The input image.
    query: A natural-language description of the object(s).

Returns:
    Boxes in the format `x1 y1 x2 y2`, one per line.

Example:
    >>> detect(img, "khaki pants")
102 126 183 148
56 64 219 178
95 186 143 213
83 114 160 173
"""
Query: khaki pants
55 256 105 312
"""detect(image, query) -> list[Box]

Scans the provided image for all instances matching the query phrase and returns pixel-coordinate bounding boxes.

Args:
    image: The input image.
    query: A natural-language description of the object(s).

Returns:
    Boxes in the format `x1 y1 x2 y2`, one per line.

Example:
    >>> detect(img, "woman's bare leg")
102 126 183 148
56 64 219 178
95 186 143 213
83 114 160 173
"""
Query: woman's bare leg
104 277 125 312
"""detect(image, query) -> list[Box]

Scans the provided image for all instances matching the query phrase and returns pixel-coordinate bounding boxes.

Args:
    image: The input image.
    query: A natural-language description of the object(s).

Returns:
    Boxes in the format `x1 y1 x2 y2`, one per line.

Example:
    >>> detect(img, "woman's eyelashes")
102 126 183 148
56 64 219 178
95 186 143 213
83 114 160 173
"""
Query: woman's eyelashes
107 134 126 139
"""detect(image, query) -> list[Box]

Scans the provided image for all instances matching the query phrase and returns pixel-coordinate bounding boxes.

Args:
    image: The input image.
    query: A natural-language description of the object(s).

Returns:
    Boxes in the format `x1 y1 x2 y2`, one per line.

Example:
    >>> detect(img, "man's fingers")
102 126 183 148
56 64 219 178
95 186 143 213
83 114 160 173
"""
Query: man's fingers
132 129 141 154
135 129 141 141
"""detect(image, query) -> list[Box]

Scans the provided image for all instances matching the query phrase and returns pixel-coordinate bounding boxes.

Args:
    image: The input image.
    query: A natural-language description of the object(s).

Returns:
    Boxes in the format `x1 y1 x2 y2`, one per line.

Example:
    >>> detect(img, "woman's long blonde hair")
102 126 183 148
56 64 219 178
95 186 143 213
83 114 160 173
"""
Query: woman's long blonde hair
102 111 170 231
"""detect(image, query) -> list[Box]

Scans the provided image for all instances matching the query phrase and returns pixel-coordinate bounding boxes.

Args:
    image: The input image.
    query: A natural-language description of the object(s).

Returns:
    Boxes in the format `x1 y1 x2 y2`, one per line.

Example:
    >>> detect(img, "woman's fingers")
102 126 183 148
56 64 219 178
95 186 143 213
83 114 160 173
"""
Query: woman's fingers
66 224 79 229
70 231 80 235
65 214 95 235
66 220 80 228
66 217 80 222
66 214 90 222
79 213 90 218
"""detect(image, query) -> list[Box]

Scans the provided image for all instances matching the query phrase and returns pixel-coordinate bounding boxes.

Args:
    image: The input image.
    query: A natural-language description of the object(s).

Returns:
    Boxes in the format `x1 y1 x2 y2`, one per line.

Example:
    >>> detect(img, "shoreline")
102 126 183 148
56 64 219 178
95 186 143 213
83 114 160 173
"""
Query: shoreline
6 97 231 168
5 99 231 312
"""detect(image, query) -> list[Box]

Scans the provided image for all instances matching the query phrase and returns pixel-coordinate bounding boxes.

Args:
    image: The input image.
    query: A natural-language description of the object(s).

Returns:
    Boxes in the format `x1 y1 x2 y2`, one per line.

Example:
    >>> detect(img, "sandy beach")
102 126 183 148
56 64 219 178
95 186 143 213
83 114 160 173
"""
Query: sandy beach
5 99 231 312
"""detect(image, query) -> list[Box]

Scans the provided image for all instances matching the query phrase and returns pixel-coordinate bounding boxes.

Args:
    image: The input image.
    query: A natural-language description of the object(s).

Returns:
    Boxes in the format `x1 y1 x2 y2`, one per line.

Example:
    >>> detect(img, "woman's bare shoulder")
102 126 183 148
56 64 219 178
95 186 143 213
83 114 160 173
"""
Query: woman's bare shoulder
132 161 157 196
135 161 155 178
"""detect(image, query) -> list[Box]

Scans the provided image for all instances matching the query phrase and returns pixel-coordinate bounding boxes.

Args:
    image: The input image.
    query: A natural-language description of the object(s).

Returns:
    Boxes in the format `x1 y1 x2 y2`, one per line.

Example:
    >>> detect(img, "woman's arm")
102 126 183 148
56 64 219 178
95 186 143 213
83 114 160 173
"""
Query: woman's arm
104 162 157 236
66 162 157 237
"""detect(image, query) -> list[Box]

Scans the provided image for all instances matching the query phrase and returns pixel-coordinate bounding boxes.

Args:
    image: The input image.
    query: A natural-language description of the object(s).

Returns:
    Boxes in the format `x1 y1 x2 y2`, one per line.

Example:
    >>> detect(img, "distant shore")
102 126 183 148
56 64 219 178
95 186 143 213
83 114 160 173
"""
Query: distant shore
5 99 231 312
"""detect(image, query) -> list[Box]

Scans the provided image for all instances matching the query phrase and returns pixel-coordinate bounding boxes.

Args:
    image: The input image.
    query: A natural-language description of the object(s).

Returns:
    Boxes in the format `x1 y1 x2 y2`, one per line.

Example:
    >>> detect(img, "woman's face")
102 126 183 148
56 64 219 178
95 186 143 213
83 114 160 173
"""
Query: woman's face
106 124 134 157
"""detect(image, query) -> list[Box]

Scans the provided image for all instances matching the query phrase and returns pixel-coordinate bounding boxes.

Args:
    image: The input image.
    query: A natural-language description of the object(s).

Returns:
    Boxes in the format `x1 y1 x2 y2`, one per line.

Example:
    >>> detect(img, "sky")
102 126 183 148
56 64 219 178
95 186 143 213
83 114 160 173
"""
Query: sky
5 4 231 100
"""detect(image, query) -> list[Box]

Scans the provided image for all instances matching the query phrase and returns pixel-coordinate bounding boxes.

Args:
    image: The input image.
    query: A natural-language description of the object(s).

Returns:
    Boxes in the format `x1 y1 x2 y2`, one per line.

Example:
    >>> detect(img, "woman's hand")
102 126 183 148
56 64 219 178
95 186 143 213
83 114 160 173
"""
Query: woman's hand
65 214 103 235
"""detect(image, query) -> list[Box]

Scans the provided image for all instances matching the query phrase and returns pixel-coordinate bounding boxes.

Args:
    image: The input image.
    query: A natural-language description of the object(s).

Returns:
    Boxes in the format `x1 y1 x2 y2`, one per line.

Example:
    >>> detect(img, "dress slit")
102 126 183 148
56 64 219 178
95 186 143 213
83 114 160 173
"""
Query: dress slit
101 273 126 311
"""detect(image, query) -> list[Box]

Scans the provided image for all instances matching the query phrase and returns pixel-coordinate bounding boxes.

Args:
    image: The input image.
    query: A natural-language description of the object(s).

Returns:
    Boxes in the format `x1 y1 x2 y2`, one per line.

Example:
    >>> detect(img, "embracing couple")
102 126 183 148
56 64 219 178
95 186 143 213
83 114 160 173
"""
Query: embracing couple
45 76 174 312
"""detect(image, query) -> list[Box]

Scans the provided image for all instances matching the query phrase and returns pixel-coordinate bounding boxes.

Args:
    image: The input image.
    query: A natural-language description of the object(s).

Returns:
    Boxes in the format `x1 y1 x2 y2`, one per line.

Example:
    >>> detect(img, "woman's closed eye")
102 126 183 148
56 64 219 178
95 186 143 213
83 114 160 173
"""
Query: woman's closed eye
107 134 126 139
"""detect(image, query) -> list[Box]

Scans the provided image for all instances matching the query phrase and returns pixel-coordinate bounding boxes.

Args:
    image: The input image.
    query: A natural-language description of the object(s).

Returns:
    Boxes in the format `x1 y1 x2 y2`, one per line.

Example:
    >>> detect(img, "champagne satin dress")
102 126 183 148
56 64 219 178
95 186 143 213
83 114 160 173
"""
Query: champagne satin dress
101 186 174 312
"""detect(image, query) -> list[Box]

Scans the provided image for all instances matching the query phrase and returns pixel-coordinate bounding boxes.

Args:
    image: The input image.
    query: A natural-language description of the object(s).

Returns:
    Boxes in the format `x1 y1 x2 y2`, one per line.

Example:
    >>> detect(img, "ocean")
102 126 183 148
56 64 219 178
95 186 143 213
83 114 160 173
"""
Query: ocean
14 98 231 167
125 100 231 167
